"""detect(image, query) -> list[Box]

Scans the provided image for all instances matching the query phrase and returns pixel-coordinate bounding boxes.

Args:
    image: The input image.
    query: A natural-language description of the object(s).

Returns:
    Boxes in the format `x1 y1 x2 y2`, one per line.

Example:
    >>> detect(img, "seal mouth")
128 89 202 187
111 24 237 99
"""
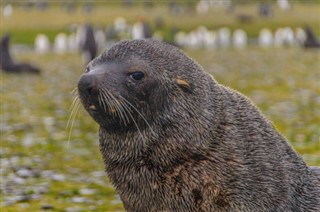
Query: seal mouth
88 104 97 110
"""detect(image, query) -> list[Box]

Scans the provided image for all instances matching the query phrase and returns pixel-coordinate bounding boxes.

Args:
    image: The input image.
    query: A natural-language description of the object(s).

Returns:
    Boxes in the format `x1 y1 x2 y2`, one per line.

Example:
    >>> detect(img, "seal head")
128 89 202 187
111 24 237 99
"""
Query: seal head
78 39 211 133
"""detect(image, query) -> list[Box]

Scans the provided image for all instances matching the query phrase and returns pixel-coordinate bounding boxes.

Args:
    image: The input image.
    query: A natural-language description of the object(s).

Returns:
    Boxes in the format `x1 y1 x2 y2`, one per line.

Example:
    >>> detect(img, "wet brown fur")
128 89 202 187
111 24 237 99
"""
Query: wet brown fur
78 39 320 211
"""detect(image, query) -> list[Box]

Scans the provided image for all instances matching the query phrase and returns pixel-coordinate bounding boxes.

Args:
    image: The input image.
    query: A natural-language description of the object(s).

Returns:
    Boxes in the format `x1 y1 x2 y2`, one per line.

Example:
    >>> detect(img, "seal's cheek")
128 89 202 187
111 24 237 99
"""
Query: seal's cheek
123 75 158 101
125 79 137 88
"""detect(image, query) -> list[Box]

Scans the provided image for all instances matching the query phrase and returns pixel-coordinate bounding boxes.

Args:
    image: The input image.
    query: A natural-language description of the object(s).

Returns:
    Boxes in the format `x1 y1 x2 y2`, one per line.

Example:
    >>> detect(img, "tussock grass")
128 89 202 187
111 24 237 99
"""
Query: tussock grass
1 46 319 211
1 2 319 210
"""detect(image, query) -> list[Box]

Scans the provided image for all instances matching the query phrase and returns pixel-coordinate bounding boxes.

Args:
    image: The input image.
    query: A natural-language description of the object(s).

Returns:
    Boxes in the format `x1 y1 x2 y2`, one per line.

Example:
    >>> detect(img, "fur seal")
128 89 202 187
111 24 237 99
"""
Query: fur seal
0 34 40 74
77 39 320 211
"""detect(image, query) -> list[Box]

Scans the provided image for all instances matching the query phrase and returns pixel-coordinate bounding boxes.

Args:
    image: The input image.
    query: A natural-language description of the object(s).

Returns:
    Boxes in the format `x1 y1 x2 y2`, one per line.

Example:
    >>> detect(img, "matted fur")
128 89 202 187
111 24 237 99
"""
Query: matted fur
78 39 320 211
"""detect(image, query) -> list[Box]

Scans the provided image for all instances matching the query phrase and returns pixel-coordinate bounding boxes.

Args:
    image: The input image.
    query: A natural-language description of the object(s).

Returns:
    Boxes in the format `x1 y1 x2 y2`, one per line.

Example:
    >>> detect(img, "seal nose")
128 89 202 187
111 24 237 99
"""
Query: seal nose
78 74 99 96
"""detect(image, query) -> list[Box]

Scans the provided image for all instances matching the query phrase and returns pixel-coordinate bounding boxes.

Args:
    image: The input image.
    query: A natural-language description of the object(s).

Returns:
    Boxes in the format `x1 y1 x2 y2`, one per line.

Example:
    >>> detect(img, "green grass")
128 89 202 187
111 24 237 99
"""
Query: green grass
2 3 320 44
1 53 124 211
1 2 320 211
1 46 319 211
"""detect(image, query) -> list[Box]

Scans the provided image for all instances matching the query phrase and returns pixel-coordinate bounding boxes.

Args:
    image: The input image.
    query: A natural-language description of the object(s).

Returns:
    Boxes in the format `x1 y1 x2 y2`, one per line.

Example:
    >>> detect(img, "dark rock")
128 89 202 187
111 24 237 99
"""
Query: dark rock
41 204 55 210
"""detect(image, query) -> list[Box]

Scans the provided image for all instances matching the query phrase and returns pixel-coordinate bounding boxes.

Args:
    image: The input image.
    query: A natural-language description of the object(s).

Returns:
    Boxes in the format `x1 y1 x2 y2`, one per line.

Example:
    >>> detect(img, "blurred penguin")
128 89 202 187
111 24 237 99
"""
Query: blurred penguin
35 34 50 54
77 23 98 65
0 34 40 74
303 26 320 49
132 16 152 40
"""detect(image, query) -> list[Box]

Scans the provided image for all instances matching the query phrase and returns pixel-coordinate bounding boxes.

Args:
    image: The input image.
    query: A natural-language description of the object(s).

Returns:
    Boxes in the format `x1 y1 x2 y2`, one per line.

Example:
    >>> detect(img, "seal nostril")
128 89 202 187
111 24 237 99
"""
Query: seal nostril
78 74 99 96
86 83 94 95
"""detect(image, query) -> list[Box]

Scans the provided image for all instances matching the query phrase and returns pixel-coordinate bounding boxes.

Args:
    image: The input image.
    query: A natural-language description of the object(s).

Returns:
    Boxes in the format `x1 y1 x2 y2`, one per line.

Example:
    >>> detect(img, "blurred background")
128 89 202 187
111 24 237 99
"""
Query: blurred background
1 0 319 211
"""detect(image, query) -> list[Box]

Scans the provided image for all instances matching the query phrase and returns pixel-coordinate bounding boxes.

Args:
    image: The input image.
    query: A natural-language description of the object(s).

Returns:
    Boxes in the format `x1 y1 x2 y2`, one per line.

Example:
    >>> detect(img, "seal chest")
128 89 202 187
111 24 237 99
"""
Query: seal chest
77 39 320 211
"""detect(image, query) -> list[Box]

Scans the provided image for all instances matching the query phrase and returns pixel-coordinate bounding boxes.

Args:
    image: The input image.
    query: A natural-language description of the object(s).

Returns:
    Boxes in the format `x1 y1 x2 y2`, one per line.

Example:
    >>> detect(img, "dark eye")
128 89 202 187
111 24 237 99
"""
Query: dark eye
130 72 145 81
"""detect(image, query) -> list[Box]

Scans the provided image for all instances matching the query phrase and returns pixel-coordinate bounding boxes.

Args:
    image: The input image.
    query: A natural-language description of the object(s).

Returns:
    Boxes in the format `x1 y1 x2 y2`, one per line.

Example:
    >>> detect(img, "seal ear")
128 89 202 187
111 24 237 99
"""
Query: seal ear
176 78 191 93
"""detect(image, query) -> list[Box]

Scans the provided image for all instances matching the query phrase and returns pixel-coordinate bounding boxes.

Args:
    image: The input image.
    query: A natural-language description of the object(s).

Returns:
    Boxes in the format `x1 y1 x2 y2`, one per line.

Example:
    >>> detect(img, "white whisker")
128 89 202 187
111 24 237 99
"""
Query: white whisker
119 95 155 135
98 90 109 113
70 87 78 94
69 92 80 111
121 100 145 142
101 89 117 118
66 95 81 148
104 88 130 126
117 98 131 125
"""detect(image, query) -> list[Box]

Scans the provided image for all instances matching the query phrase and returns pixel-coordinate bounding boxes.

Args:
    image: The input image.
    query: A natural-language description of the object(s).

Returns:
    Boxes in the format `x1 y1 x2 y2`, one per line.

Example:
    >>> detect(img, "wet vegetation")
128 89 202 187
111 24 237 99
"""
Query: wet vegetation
1 2 320 212
1 47 319 211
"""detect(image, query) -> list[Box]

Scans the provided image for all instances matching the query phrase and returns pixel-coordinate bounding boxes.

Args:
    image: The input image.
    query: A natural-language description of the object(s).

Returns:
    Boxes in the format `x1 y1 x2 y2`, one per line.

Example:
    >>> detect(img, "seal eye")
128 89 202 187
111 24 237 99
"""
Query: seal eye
130 72 144 81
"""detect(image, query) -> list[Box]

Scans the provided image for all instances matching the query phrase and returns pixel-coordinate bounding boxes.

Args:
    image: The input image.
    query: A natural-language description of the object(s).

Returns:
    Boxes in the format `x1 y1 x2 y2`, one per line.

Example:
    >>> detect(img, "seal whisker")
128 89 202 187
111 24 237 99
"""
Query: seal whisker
118 95 155 135
117 98 131 125
100 88 118 119
106 92 120 119
111 98 129 126
97 95 105 111
99 87 126 125
120 99 146 142
98 90 109 113
71 87 78 94
100 88 120 122
67 95 81 147
103 88 130 126
69 91 80 111
67 93 80 130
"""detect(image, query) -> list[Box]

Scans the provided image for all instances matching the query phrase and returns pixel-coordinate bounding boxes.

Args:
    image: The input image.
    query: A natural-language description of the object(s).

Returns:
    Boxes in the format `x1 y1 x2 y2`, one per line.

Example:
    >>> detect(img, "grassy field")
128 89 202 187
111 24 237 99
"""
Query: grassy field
1 2 320 212
2 2 320 44
1 46 319 211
